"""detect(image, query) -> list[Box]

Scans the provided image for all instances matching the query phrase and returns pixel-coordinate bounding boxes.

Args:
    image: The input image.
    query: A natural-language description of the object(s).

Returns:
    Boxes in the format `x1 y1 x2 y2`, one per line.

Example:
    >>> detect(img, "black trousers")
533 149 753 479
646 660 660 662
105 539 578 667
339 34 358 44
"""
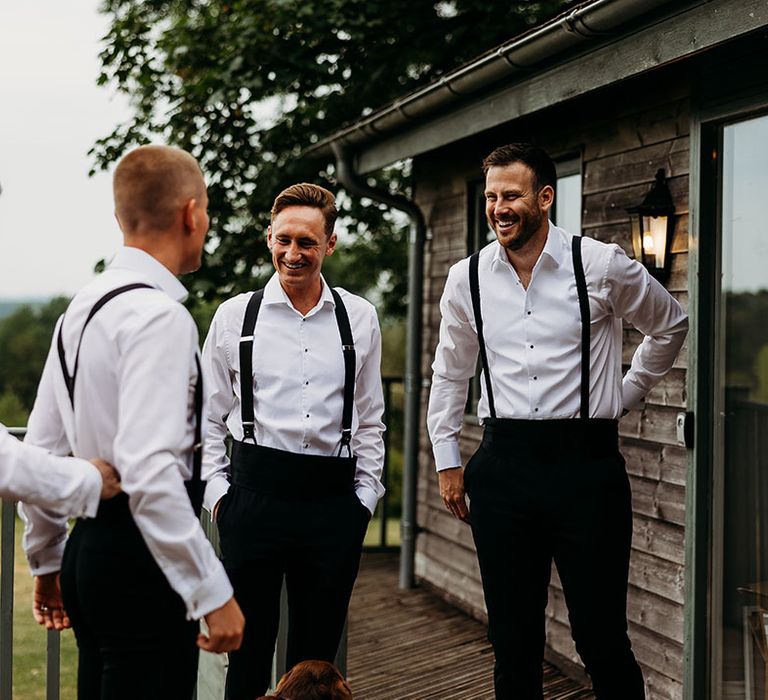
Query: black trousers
218 442 369 700
60 494 198 700
465 419 645 700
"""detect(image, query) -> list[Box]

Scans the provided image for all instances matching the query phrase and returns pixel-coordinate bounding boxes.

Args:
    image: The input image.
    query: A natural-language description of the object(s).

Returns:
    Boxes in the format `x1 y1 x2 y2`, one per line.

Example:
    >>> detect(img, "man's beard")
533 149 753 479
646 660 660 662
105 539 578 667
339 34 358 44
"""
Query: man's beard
495 208 544 251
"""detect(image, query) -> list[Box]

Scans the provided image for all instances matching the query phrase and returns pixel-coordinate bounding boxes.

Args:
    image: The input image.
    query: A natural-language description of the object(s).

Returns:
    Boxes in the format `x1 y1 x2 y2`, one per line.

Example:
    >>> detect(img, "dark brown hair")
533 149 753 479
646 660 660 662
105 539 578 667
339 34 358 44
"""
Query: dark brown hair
481 143 557 191
271 183 338 236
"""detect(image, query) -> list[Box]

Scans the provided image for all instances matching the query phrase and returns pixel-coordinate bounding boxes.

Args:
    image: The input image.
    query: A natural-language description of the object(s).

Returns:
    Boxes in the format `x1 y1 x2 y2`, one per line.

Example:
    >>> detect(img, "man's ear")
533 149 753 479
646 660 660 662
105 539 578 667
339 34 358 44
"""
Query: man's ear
183 198 197 235
325 232 337 256
539 185 554 213
266 225 273 249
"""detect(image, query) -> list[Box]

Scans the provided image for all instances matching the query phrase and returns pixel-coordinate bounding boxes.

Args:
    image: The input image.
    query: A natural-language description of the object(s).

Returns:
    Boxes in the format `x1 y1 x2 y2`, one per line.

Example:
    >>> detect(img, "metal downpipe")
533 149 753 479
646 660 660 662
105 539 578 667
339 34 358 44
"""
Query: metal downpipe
332 143 425 589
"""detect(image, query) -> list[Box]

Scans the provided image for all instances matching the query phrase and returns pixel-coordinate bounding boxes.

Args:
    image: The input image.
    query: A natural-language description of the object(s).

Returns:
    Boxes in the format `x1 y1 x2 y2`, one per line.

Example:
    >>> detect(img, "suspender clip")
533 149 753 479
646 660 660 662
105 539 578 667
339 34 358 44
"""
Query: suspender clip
342 344 354 351
338 429 353 458
193 442 203 452
242 421 255 441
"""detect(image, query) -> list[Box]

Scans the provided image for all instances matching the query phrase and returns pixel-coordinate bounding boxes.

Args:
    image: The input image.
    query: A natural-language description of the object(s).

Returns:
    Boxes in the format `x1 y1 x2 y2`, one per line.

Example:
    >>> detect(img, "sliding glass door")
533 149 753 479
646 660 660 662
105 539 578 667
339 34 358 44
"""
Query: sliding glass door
715 112 768 700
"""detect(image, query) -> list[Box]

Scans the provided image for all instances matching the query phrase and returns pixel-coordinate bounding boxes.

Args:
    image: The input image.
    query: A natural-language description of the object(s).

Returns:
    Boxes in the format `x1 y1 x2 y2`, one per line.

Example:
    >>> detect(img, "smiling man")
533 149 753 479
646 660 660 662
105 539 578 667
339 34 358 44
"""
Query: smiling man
427 143 688 699
202 183 385 699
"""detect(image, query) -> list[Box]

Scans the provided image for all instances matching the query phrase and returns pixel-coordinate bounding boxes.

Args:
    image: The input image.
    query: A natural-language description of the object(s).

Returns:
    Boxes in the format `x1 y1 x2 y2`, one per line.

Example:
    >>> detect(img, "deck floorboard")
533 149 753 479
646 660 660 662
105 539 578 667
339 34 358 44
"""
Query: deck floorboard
347 553 595 700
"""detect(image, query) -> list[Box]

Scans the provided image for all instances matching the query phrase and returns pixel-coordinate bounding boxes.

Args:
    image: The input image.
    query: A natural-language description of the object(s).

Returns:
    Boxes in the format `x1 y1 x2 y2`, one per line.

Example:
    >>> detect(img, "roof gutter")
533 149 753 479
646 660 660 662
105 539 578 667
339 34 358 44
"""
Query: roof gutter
311 0 675 157
332 142 426 589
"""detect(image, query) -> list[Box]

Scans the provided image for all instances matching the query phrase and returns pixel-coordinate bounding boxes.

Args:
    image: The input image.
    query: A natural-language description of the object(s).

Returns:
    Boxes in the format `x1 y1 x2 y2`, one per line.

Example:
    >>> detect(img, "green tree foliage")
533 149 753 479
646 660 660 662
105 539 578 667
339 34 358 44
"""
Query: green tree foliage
94 0 575 317
0 298 69 413
0 390 28 427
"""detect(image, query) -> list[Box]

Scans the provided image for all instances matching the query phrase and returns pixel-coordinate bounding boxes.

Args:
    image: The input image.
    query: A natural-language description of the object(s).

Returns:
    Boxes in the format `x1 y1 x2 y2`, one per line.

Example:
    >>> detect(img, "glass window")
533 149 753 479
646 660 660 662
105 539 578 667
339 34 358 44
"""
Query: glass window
717 112 768 699
467 179 495 254
553 158 582 236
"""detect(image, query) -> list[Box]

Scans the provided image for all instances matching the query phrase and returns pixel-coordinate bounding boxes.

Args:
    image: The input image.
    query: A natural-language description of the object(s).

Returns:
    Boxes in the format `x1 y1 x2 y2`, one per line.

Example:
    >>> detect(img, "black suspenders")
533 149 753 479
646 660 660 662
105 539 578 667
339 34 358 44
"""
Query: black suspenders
469 252 496 419
469 235 591 419
238 288 356 456
56 284 205 516
57 283 153 408
238 289 265 442
331 288 356 456
571 235 591 419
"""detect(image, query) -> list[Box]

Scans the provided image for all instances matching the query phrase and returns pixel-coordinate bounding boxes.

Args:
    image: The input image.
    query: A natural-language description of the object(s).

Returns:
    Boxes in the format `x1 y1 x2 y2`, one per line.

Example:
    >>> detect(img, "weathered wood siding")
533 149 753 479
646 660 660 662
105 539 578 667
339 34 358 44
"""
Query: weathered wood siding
412 73 690 700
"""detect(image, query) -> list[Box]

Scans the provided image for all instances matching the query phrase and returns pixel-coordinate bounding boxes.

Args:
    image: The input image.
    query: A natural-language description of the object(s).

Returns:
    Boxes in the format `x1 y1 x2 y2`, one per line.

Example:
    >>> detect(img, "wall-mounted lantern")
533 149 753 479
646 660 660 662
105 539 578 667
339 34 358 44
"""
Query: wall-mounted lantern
626 168 675 283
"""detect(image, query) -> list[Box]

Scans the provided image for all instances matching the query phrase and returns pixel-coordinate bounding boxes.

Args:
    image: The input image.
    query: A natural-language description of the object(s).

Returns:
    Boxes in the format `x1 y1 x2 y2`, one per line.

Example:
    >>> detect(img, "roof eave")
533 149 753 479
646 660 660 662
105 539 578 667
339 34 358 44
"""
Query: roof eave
308 0 676 160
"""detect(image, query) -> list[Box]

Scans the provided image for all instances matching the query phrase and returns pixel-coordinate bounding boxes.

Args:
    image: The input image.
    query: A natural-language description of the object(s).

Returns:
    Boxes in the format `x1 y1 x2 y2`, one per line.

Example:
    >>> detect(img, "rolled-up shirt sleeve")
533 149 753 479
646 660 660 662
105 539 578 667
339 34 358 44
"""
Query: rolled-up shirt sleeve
0 424 101 514
427 261 480 471
603 246 688 410
115 303 231 619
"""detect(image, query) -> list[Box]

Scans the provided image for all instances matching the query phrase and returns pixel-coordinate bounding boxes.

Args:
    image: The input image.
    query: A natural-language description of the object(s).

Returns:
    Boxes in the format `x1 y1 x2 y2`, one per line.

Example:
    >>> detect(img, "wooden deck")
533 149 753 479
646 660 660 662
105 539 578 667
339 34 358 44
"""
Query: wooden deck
347 553 595 699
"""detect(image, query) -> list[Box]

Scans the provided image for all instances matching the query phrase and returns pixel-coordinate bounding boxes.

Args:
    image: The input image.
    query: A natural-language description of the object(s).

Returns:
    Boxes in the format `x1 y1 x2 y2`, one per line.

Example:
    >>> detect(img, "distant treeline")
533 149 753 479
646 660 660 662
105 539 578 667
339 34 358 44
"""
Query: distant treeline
0 298 49 321
0 295 407 429
0 297 68 425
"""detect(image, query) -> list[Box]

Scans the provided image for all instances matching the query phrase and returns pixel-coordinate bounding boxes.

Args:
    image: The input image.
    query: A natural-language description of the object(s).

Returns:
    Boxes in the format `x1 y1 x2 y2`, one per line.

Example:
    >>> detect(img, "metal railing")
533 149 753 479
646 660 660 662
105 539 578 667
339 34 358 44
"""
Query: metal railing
0 427 62 700
0 378 403 697
366 376 404 552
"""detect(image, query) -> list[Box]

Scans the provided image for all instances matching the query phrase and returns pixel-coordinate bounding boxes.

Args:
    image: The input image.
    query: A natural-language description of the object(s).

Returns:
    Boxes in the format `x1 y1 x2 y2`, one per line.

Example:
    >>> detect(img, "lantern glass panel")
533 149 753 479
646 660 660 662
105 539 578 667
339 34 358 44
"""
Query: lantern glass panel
641 215 668 269
630 213 643 261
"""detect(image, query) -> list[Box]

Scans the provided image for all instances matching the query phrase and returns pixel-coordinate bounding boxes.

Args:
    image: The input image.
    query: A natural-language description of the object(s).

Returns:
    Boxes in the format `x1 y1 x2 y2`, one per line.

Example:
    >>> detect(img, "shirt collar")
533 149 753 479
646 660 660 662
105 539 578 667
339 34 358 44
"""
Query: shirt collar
107 246 188 302
490 220 564 270
263 272 335 314
541 221 565 268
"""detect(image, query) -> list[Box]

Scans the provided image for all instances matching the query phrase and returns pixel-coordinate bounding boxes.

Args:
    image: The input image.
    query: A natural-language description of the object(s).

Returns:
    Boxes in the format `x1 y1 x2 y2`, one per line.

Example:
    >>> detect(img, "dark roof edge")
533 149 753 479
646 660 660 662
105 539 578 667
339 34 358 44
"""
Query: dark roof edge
308 0 676 159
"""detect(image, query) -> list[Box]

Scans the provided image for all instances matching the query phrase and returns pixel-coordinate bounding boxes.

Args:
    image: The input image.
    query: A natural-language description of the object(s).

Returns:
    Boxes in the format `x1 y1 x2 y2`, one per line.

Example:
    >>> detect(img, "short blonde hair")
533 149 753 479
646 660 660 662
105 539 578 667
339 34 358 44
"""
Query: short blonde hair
271 183 338 236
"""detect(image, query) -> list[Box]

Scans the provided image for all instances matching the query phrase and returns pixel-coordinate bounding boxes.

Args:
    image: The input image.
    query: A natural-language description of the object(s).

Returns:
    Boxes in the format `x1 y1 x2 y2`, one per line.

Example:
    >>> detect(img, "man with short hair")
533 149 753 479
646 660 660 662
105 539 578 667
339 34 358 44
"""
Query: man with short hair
22 145 244 698
427 143 688 699
202 182 385 699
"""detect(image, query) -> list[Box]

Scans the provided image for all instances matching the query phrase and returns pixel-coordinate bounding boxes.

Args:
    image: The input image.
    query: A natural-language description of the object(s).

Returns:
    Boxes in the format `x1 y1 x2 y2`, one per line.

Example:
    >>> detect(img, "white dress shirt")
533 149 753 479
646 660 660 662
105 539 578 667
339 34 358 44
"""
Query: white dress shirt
427 223 688 471
21 246 232 620
0 423 100 514
202 273 385 515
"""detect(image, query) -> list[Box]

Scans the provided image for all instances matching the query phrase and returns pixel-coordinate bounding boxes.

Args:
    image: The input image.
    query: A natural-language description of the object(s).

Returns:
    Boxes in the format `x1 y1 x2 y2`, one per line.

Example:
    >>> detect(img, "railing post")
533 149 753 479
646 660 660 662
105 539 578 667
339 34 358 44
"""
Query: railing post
380 379 393 548
334 617 348 677
46 630 60 700
1 498 16 700
272 580 289 688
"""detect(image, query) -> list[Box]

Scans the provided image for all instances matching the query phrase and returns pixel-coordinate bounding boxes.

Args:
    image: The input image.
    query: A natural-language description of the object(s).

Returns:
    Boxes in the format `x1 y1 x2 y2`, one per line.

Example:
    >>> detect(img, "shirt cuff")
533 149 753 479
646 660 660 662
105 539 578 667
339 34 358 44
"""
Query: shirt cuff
622 379 647 412
27 539 66 576
433 441 462 471
203 475 230 519
356 486 380 515
75 460 103 519
183 564 234 620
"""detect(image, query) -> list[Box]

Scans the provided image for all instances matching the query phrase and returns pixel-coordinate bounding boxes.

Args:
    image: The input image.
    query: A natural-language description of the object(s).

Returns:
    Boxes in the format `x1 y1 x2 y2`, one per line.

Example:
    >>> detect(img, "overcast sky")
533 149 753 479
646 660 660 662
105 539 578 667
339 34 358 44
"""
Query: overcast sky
0 2 131 299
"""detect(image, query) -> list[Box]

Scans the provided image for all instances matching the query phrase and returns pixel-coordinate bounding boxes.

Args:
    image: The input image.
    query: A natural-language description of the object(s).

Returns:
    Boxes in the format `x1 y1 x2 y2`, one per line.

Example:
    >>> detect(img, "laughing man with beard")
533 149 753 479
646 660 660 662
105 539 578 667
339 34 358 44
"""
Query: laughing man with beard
426 143 688 699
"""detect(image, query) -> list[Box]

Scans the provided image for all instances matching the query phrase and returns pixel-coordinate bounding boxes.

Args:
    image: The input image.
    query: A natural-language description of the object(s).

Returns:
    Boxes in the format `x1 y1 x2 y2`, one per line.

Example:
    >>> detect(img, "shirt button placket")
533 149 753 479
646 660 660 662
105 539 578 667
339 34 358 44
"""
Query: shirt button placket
300 318 309 446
